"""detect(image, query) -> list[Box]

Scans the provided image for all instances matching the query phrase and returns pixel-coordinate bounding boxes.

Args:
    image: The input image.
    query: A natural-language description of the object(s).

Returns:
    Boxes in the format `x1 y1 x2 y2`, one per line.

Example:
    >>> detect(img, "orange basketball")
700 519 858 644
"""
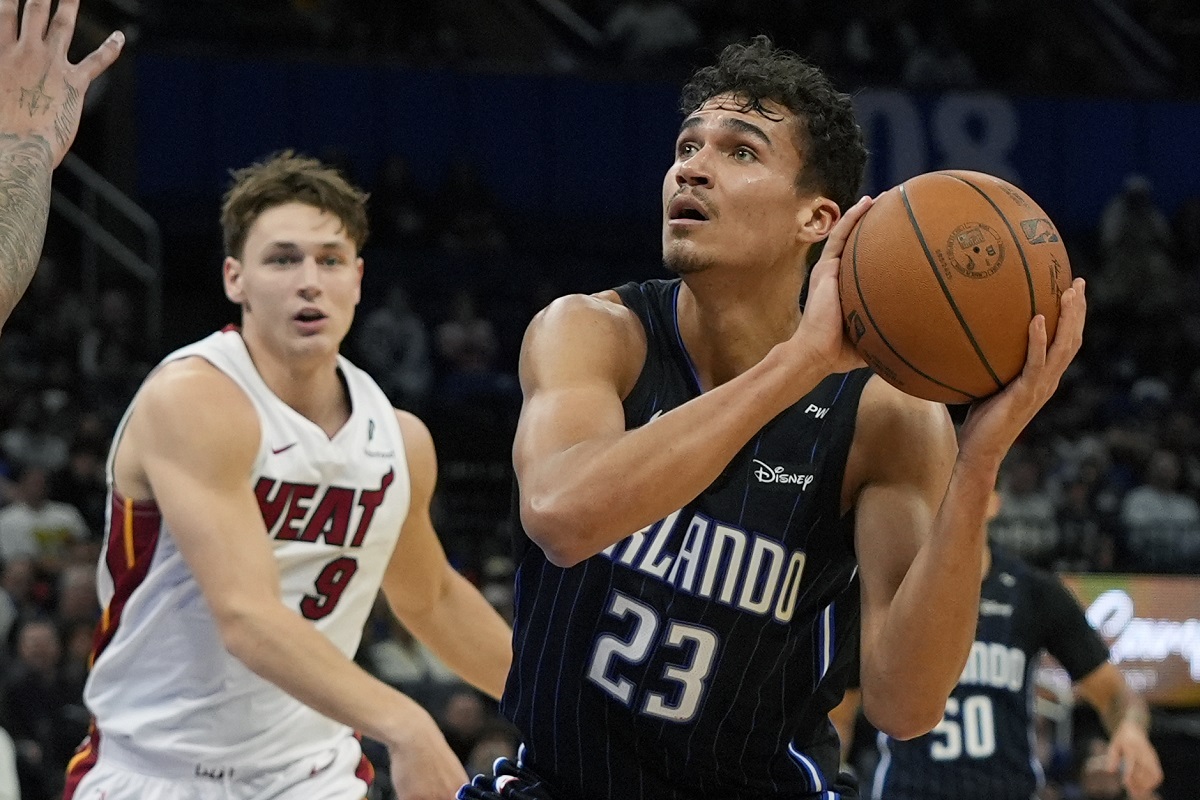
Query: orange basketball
839 170 1073 404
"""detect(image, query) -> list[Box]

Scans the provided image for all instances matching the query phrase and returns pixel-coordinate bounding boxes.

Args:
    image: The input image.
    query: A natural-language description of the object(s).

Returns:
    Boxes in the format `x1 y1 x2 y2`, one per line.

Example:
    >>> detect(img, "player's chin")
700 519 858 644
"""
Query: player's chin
663 241 717 275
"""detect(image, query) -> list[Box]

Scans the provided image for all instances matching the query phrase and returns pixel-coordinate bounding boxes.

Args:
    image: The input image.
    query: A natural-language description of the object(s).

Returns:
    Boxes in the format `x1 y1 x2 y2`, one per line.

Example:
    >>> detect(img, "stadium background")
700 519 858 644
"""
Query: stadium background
2 1 1199 798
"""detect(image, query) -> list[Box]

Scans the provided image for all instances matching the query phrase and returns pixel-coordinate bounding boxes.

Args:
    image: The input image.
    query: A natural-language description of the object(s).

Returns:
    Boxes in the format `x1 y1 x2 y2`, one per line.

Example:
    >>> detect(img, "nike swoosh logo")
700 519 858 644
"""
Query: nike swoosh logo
648 409 664 422
271 443 297 455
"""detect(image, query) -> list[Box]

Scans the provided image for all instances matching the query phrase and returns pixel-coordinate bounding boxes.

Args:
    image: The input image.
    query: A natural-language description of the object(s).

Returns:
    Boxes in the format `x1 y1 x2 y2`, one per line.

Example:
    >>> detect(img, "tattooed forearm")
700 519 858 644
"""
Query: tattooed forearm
53 83 81 150
0 133 54 327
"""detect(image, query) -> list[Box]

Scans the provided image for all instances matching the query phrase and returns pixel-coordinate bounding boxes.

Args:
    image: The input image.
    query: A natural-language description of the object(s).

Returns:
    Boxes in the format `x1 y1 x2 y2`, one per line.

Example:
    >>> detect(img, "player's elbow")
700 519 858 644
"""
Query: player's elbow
212 599 273 665
862 692 943 741
520 492 594 568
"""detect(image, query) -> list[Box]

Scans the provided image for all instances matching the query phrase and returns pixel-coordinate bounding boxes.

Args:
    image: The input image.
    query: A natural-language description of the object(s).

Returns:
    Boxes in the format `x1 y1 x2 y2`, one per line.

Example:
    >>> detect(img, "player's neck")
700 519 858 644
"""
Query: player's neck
242 337 351 436
677 269 804 389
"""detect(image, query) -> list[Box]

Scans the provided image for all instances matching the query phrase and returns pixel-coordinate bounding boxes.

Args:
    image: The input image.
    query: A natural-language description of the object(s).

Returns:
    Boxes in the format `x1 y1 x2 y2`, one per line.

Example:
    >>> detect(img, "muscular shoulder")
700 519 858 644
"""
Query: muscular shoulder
119 358 261 486
135 357 258 428
843 375 957 504
522 291 647 397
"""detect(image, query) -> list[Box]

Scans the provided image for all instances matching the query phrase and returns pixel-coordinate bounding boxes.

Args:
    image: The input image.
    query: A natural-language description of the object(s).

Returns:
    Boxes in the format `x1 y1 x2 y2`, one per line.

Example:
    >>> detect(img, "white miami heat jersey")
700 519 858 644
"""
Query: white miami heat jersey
84 328 411 770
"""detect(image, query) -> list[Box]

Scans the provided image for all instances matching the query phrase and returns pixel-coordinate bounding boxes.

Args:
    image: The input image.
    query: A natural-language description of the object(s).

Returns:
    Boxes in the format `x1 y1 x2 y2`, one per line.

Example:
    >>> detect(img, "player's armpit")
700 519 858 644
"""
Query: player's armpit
849 377 983 739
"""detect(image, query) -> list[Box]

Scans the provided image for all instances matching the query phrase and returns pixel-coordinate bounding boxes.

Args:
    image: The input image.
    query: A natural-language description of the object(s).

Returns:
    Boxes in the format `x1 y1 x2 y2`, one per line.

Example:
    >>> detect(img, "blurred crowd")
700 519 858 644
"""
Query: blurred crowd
83 0 1199 97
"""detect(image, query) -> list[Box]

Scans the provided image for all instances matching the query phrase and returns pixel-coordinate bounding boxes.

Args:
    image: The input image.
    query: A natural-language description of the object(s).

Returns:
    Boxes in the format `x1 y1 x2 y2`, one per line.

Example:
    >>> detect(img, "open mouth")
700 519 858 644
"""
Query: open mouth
294 308 327 323
668 196 711 222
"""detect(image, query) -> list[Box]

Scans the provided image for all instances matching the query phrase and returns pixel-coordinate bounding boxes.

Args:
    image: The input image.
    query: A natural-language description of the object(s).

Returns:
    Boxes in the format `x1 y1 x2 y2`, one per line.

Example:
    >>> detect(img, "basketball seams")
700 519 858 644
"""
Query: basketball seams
897 182 1004 392
851 192 978 402
942 172 1038 323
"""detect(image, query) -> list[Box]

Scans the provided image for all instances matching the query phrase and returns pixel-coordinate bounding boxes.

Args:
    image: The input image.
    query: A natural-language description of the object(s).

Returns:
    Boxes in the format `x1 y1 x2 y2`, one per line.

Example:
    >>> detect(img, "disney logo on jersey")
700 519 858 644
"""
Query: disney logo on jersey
750 459 815 491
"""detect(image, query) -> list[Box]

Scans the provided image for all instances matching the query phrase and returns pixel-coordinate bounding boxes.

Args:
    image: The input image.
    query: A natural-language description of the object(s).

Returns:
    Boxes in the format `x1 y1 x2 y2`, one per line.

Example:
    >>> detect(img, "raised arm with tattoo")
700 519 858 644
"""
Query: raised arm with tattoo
0 0 123 326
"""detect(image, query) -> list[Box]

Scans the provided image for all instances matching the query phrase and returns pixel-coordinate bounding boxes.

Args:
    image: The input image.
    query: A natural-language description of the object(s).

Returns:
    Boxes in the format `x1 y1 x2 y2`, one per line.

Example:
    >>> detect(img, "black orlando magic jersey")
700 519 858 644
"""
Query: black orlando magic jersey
871 546 1109 800
501 279 873 800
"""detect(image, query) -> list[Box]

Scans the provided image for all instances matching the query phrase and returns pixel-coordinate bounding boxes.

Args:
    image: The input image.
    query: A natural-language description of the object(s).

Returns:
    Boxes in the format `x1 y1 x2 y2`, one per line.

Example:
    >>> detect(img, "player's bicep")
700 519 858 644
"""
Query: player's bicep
380 411 451 619
512 294 642 477
133 363 283 616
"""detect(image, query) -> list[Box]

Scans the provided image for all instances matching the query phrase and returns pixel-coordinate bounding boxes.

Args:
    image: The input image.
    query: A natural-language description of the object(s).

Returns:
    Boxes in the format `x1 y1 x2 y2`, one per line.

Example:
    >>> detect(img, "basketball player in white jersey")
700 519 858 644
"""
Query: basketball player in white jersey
0 0 123 330
63 152 513 800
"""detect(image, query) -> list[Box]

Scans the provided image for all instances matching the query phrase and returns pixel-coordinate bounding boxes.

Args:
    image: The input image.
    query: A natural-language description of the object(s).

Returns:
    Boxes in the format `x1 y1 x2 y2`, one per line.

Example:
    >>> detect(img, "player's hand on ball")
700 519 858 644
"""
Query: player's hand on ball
0 0 124 166
957 278 1086 467
792 195 873 376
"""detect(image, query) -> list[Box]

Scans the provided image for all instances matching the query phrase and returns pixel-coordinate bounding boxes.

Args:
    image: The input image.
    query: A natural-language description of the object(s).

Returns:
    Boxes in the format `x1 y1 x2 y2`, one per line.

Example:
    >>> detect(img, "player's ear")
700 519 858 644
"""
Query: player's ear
223 256 245 303
796 196 840 244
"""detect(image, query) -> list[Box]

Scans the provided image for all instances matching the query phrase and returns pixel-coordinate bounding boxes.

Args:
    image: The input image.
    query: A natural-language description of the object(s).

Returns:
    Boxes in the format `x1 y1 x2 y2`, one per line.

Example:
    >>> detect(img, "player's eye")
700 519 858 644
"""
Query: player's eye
267 253 300 266
733 146 757 162
677 141 699 158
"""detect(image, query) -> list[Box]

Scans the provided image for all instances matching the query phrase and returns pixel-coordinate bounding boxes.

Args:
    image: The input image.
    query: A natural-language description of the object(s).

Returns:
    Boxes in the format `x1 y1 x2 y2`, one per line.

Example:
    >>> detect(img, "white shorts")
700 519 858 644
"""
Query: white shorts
65 731 372 800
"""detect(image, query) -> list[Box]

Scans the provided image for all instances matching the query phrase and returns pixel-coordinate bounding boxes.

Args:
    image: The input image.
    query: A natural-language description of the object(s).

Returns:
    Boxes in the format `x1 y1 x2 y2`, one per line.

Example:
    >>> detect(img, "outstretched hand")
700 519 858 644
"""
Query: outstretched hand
957 278 1087 468
1107 719 1164 799
0 0 124 166
793 194 874 376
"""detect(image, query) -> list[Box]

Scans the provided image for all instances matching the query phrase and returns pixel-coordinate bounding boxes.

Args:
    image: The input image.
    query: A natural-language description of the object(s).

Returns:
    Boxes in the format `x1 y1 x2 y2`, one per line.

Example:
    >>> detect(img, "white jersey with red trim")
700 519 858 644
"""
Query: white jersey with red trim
83 328 411 771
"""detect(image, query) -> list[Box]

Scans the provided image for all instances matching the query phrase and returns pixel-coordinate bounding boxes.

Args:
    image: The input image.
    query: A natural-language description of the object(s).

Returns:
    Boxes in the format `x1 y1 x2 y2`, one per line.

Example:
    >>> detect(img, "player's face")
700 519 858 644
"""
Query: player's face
662 94 823 275
223 202 363 361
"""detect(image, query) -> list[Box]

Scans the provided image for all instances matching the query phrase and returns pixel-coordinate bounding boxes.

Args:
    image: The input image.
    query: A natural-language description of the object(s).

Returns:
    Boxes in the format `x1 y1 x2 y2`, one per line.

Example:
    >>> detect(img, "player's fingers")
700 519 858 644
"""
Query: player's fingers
18 0 51 39
1045 279 1085 373
74 29 124 82
821 195 873 263
1018 315 1048 381
0 0 17 45
46 0 79 53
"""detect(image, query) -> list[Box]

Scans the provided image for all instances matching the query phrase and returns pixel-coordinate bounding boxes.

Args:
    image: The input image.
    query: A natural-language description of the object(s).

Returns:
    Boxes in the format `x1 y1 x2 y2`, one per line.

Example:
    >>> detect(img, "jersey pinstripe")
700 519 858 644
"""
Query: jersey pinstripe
83 329 411 771
871 546 1109 800
501 279 871 800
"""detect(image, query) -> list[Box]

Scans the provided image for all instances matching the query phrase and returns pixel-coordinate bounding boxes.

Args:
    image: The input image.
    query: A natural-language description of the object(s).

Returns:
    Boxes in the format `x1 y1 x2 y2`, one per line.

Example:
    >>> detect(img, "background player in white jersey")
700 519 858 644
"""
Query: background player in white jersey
64 152 513 800
0 0 123 331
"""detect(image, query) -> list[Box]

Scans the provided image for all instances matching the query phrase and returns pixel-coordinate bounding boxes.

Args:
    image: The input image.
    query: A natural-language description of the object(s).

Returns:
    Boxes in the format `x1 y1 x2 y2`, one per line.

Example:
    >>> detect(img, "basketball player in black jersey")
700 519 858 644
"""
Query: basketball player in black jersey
462 36 1087 800
832 495 1163 800
0 0 123 329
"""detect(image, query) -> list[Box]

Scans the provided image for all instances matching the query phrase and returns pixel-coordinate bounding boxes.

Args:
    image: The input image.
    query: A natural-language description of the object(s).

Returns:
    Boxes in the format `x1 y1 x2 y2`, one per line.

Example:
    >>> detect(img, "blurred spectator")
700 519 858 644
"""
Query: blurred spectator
0 395 69 473
464 721 520 778
988 451 1061 567
436 161 508 257
604 0 702 74
353 284 434 414
1094 175 1178 323
435 289 518 407
1119 448 1200 572
55 565 99 629
77 287 150 404
0 466 89 573
49 438 108 538
438 688 489 764
0 619 88 800
1055 477 1114 571
903 20 978 88
0 558 40 631
370 154 433 250
839 5 916 86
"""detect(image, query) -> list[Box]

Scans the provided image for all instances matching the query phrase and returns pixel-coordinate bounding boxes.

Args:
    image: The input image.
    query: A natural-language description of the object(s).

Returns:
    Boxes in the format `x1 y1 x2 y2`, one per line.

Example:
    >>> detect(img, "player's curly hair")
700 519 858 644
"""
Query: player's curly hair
679 35 867 213
220 150 369 259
